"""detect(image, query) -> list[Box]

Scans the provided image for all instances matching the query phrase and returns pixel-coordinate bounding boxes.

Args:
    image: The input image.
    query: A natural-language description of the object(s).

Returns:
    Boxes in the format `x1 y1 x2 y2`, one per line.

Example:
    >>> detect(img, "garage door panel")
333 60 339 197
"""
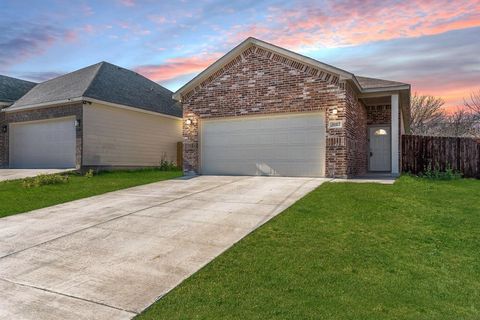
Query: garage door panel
10 118 76 169
201 113 326 177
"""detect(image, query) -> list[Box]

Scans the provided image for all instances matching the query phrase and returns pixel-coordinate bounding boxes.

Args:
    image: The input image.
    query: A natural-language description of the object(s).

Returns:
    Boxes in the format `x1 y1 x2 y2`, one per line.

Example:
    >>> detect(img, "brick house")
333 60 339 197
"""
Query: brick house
1 62 182 169
174 37 411 178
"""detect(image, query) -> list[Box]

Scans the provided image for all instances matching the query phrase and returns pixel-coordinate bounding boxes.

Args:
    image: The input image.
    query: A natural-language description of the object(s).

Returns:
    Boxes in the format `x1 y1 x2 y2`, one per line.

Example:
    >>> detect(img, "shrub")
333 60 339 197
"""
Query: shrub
158 159 180 171
421 162 462 180
84 169 95 178
22 174 70 188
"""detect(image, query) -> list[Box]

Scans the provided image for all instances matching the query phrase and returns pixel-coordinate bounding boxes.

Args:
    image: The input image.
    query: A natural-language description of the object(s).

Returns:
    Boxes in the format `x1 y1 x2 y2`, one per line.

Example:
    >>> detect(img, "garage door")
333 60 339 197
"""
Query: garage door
200 112 326 177
9 117 76 169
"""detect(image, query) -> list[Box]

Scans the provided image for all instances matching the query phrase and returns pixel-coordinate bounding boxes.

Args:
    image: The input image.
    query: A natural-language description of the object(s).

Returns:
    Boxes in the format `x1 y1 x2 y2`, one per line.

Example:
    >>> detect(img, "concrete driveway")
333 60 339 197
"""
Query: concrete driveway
0 175 328 319
0 169 74 182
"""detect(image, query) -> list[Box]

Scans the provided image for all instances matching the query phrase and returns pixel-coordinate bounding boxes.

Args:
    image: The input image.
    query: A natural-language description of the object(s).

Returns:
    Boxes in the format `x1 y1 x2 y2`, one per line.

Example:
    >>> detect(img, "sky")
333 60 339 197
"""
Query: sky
1 0 479 111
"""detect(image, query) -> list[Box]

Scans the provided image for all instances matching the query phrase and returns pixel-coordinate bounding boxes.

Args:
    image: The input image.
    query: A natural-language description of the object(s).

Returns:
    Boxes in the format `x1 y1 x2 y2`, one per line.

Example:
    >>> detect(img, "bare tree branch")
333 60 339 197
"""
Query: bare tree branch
440 108 479 138
409 93 446 135
464 89 480 116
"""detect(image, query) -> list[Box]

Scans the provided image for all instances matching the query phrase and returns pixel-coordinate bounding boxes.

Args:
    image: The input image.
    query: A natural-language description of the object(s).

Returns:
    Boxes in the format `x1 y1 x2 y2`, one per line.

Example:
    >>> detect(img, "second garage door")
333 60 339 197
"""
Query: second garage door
200 112 326 177
9 117 76 169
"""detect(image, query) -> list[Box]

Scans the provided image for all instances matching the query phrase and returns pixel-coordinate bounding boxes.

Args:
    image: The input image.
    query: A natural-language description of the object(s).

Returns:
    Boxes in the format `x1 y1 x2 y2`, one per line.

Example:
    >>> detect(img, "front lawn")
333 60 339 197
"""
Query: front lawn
0 169 182 218
138 176 480 320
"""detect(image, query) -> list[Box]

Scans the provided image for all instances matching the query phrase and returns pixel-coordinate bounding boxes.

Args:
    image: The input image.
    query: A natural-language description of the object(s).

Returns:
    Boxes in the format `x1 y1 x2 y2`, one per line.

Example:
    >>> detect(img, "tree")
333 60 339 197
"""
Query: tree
440 108 479 138
464 89 480 116
409 94 446 135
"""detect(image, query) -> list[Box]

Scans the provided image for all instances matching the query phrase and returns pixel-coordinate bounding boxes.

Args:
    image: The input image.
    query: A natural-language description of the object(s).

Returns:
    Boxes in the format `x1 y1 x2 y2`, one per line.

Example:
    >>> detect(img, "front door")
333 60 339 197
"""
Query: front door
368 126 391 172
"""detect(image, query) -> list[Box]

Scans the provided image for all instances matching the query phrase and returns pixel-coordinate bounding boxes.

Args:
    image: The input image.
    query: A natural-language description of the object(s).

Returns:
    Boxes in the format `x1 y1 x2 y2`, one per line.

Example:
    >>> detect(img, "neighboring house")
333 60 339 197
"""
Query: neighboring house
174 37 411 178
1 62 182 169
0 75 37 167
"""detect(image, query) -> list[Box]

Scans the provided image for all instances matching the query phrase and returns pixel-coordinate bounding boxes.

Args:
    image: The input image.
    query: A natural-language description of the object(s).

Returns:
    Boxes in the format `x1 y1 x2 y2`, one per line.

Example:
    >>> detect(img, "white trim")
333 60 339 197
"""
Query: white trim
84 98 182 120
358 88 410 98
174 37 357 100
9 115 76 126
361 85 410 93
391 94 400 175
4 97 83 113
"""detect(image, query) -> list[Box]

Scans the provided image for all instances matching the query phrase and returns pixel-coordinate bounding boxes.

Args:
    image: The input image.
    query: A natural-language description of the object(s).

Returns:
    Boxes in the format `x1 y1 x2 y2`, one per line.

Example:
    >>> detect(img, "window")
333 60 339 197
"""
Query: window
374 129 388 136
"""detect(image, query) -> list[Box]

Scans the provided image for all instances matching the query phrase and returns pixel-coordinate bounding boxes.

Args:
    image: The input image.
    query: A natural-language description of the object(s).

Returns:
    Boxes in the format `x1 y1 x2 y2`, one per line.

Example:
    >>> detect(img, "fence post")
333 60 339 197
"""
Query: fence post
177 141 183 170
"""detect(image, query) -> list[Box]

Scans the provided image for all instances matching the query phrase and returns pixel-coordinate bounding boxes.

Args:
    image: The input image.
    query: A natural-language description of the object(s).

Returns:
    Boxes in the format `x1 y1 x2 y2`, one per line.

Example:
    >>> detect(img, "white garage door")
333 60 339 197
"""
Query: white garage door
201 112 326 177
9 117 76 169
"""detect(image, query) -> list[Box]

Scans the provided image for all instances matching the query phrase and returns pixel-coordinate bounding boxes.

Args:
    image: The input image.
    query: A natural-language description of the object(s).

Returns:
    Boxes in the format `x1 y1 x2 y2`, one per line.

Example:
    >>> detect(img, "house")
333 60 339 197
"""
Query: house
0 75 37 167
1 62 182 169
174 37 411 178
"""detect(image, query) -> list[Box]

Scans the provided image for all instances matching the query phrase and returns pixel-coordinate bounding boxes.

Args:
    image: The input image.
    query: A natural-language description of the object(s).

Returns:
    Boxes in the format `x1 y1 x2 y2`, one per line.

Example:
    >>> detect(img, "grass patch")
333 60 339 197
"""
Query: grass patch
138 176 480 320
0 169 182 218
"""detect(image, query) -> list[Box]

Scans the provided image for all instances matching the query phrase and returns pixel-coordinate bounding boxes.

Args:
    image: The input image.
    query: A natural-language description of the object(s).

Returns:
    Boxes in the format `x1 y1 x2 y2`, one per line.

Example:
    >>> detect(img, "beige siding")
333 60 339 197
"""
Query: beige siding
83 103 182 166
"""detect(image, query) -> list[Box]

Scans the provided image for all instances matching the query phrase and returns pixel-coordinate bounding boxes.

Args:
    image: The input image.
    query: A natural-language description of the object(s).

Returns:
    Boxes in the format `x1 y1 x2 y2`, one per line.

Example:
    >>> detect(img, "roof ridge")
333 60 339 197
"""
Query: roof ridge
0 74 37 84
81 61 105 97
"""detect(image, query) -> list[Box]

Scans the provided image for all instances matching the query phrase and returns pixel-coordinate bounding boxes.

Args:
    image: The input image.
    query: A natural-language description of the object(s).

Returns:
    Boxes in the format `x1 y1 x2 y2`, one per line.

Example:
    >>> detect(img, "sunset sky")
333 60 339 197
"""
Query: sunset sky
1 0 479 111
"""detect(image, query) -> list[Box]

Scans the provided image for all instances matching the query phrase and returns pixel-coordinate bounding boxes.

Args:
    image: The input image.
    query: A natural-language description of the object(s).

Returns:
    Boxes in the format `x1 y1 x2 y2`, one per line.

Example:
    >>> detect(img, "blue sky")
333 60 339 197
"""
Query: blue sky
1 0 479 110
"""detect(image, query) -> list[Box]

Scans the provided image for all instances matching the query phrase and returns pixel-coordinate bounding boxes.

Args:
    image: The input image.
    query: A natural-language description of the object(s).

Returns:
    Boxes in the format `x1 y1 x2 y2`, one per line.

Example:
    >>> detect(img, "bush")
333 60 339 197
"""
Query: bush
421 162 462 180
22 174 70 188
84 169 95 178
158 159 180 171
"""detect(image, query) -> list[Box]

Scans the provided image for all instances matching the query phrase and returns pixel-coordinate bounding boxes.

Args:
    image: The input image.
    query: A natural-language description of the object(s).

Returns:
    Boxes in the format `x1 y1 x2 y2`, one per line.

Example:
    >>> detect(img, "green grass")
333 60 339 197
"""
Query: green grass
138 176 480 320
0 169 182 218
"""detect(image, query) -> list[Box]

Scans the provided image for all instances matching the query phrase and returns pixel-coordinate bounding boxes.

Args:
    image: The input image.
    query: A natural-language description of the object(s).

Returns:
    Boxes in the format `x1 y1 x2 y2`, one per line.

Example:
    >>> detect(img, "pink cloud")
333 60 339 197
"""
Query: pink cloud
149 15 167 24
225 0 480 50
63 30 77 42
120 0 135 7
134 54 222 82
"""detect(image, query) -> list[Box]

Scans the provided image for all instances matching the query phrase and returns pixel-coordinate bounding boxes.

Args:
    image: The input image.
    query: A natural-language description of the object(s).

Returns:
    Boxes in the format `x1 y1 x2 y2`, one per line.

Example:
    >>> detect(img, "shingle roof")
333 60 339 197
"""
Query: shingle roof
0 75 36 103
356 76 409 90
8 62 181 117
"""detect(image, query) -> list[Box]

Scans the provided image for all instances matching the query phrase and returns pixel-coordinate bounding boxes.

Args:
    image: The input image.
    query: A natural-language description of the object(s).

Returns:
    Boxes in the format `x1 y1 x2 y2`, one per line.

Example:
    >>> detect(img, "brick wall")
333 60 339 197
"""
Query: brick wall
182 45 362 178
345 84 368 176
3 103 83 168
367 105 391 125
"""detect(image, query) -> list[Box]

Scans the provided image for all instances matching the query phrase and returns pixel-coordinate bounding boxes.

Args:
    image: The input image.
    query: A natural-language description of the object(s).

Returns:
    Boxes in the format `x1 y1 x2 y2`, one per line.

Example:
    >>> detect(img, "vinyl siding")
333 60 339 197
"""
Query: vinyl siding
83 102 182 166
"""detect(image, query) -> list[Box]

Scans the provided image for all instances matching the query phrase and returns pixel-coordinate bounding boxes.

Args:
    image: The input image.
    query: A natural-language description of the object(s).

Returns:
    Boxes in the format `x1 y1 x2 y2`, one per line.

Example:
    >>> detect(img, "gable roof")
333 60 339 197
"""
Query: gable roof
7 62 181 117
174 37 410 101
0 75 36 104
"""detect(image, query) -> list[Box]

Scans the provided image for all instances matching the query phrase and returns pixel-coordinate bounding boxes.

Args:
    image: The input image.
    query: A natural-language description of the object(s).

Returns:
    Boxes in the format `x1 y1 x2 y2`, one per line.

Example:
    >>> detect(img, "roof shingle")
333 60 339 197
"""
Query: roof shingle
7 62 181 117
0 75 36 103
356 76 409 90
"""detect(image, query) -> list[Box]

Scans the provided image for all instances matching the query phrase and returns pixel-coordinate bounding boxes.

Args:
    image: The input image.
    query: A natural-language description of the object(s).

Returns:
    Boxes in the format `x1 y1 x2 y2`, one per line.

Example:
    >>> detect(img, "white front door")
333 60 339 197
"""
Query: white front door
200 112 326 177
368 126 391 172
9 117 76 169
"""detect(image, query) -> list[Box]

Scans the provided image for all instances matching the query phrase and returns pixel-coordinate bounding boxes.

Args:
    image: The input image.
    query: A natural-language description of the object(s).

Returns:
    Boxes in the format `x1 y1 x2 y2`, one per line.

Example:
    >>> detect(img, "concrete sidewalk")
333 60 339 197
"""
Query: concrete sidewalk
0 175 328 319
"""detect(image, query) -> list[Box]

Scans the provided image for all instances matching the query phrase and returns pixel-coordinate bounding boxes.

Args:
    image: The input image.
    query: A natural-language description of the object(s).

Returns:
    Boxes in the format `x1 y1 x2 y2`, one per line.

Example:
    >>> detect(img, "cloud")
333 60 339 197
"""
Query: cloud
223 0 480 50
313 27 480 109
18 71 65 82
134 53 222 82
120 0 135 7
0 23 72 69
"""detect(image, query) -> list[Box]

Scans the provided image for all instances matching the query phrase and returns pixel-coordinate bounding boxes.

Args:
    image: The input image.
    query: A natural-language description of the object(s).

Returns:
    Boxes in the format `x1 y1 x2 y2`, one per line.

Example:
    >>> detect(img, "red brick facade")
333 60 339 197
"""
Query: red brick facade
0 103 83 168
182 45 373 178
367 105 391 125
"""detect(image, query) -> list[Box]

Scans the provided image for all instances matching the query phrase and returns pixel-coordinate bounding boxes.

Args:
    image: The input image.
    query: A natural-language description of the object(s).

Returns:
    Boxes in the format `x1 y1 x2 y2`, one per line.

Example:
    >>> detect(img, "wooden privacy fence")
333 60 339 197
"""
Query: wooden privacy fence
402 135 480 178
